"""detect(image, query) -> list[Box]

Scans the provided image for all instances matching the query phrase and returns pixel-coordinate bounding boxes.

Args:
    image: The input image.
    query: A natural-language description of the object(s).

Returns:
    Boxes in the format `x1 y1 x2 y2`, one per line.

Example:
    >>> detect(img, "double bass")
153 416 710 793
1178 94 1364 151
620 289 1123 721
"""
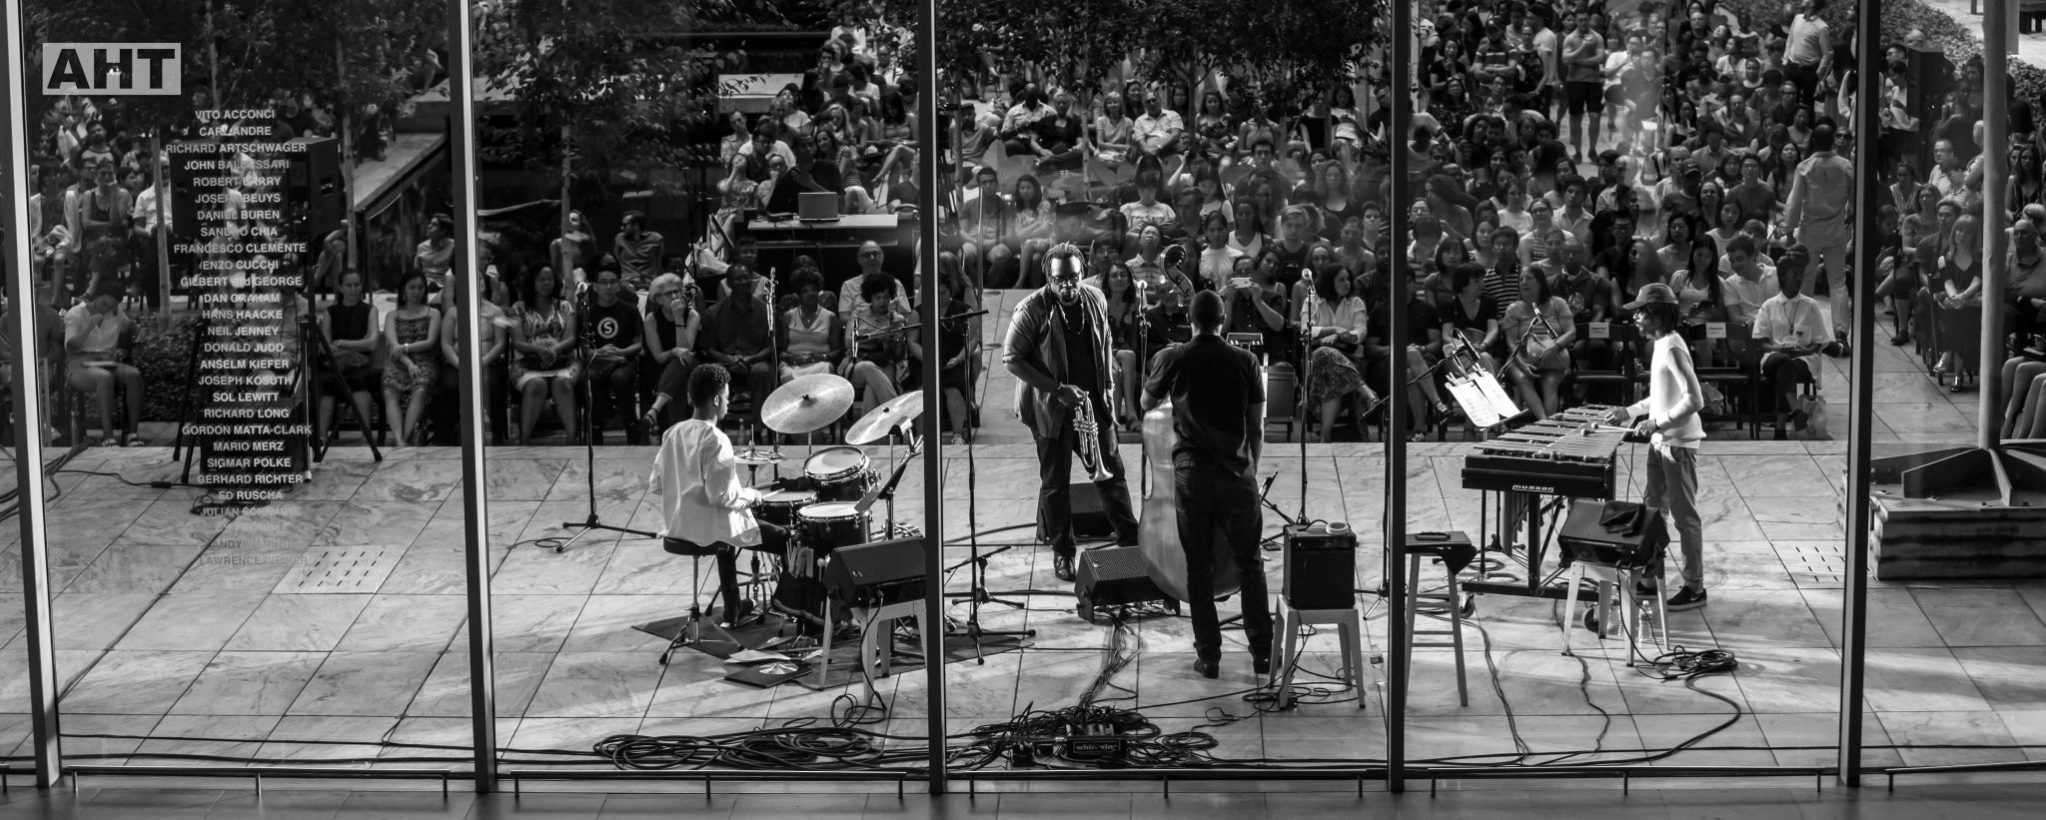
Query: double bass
1137 400 1242 605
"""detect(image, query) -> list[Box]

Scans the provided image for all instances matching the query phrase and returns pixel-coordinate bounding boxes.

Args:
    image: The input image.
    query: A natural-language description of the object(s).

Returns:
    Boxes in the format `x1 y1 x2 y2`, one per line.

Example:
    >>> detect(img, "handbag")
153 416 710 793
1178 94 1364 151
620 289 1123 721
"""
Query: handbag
1794 393 1830 440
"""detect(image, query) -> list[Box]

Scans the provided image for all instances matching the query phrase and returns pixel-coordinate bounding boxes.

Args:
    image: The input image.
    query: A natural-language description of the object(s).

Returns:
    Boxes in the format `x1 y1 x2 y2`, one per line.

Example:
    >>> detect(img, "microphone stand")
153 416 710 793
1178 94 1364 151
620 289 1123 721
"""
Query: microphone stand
1133 279 1150 497
943 411 1036 659
1296 278 1313 524
556 282 657 554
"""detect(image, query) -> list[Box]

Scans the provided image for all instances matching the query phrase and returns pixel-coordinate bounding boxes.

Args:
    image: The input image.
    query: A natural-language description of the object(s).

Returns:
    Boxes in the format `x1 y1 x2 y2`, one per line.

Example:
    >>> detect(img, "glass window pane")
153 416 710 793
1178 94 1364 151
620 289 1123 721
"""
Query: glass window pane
1864 0 2046 771
23 0 471 769
931 0 1386 769
474 0 927 779
1399 0 1842 771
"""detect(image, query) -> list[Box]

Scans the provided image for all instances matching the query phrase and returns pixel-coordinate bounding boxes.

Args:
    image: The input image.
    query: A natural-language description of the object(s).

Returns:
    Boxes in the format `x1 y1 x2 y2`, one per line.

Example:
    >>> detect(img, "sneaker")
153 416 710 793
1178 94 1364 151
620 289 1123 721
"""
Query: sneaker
1666 587 1708 611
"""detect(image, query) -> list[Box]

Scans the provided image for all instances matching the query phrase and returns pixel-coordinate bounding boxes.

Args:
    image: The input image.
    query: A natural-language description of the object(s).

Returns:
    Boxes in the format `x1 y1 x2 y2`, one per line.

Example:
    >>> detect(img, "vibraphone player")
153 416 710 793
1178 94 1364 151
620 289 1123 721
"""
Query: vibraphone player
1604 283 1708 612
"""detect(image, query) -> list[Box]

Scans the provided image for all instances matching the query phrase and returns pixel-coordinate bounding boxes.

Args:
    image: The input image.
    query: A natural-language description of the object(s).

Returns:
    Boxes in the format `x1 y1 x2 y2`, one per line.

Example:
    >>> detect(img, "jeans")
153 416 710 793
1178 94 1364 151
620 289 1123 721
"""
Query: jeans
1177 467 1272 661
1643 444 1704 591
581 358 640 436
1033 396 1138 554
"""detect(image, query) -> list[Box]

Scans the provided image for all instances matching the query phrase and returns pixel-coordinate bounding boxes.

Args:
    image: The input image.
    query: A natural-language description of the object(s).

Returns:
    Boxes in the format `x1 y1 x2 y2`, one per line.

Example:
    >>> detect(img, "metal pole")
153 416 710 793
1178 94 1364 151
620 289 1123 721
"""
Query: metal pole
150 132 173 313
1839 0 1882 789
916 0 947 795
1982 1 2011 448
445 0 499 793
1385 0 1412 795
1 0 62 790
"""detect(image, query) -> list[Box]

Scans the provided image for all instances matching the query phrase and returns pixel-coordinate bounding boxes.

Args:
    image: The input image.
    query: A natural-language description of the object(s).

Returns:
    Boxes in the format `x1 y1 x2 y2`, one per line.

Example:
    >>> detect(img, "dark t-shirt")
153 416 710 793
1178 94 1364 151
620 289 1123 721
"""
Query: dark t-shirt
584 297 644 352
1369 294 1440 348
1058 300 1101 397
1143 335 1264 478
1547 268 1613 326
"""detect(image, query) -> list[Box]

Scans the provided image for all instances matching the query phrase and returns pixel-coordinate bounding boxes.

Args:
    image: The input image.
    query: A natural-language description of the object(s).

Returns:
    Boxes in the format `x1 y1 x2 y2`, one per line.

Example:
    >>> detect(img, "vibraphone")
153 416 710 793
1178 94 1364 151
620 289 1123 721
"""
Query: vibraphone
1460 405 1627 499
1458 405 1632 601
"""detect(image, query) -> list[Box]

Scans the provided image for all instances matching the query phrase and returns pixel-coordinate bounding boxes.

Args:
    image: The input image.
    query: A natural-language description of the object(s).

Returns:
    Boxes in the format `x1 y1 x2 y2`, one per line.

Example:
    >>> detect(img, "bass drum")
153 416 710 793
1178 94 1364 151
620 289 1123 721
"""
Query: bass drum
1137 400 1242 604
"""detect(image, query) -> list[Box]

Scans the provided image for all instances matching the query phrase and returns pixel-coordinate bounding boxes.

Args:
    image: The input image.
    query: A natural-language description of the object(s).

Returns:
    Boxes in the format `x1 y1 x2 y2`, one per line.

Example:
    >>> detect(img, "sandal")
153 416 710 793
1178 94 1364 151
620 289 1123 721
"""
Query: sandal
123 433 146 447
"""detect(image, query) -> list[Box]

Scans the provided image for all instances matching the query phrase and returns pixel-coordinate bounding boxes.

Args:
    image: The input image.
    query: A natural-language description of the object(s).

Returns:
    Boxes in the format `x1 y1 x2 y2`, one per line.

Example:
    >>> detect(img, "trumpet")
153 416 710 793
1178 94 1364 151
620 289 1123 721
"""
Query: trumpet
1071 389 1115 482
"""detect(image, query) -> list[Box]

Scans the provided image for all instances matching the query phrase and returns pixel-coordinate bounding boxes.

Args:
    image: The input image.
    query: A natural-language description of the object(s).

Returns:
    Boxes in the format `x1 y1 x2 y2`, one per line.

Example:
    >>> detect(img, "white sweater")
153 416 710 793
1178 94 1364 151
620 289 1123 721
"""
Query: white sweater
1625 332 1706 448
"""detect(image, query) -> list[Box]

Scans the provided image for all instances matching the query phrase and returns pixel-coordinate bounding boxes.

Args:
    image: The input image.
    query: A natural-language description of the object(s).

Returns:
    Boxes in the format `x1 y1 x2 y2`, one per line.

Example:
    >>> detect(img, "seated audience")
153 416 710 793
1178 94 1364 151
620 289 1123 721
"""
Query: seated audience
509 264 580 445
1753 246 1829 438
842 271 915 415
778 269 844 381
317 269 380 442
698 265 777 416
581 266 646 443
381 272 442 447
431 270 507 445
640 274 704 433
1500 267 1575 419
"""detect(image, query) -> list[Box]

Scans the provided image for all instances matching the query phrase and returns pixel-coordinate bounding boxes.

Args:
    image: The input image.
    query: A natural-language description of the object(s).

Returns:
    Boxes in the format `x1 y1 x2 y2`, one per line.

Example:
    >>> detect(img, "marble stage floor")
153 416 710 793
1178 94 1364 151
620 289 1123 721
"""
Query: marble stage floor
0 286 2036 775
3 432 2044 775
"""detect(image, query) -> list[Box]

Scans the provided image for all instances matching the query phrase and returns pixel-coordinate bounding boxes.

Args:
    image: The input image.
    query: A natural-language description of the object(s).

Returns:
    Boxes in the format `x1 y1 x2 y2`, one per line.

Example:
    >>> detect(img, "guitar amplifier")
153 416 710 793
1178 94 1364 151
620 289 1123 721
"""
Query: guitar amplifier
1557 501 1668 570
1282 524 1357 609
821 537 926 608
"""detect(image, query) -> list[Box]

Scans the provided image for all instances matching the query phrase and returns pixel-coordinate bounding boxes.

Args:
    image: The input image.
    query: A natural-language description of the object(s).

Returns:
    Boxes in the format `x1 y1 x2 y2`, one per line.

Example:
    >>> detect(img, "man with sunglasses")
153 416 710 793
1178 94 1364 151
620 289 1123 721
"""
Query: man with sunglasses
1004 243 1140 581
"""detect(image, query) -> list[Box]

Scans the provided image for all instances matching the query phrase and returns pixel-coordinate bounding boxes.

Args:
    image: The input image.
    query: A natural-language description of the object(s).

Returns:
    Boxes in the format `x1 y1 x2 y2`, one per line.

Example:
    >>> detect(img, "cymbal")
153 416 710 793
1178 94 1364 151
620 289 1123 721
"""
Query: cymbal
733 448 787 465
759 373 855 435
846 390 924 445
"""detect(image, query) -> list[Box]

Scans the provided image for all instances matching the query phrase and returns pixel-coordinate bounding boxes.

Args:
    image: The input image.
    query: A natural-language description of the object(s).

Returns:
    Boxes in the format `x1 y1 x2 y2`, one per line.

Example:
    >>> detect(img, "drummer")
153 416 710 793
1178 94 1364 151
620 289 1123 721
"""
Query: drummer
649 365 788 626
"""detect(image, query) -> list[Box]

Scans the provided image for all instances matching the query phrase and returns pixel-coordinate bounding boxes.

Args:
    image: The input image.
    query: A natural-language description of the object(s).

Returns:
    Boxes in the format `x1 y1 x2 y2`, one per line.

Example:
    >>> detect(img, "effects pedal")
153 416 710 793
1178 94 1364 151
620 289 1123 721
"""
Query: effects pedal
1062 723 1127 760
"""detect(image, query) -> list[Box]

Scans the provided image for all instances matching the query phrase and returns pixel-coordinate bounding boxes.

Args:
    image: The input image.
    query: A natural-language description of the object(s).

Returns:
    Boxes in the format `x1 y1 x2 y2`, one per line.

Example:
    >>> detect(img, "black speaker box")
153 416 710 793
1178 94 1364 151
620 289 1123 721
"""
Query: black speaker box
821 537 926 608
1557 501 1668 570
286 136 345 243
1064 483 1116 539
1282 524 1358 609
1075 546 1166 618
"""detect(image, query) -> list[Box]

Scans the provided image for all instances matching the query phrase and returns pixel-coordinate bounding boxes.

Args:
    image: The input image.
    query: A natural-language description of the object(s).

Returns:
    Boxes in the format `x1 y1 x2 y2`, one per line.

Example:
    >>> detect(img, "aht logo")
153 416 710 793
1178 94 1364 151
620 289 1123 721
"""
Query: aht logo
43 44 181 96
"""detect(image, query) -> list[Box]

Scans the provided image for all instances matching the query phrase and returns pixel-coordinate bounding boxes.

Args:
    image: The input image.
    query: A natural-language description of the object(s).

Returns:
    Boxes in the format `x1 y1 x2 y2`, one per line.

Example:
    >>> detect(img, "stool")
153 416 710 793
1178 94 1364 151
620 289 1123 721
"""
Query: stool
657 537 725 666
1269 599 1367 710
1559 561 1666 665
1403 540 1472 707
819 597 927 702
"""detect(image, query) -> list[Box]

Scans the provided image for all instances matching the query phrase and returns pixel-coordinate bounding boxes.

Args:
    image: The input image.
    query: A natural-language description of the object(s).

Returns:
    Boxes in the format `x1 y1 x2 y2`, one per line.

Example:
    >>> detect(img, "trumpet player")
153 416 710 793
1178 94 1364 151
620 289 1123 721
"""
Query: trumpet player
1004 243 1140 582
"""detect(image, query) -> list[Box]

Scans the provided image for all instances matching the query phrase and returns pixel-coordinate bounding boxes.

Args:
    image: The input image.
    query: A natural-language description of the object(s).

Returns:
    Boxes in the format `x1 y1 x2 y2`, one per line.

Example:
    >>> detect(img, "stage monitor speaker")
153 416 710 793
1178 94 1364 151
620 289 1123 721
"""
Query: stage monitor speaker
1557 500 1668 570
285 136 345 244
1282 524 1357 609
166 142 207 245
1064 483 1117 539
821 537 925 608
1074 546 1166 619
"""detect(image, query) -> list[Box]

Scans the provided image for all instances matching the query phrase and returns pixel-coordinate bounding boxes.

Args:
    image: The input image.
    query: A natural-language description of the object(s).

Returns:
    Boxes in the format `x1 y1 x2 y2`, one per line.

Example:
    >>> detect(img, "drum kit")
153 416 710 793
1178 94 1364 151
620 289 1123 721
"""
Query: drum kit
737 373 927 635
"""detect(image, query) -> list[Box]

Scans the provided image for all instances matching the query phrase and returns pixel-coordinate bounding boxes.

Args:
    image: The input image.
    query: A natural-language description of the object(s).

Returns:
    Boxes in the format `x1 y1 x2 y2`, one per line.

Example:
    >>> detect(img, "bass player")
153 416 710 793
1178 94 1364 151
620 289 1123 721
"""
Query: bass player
1141 290 1272 678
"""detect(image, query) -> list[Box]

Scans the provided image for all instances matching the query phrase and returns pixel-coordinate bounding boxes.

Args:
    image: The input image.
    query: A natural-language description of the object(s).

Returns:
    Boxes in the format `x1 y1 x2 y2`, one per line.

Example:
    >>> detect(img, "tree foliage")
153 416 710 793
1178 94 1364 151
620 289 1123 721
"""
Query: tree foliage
21 0 440 138
897 0 1381 113
471 0 746 187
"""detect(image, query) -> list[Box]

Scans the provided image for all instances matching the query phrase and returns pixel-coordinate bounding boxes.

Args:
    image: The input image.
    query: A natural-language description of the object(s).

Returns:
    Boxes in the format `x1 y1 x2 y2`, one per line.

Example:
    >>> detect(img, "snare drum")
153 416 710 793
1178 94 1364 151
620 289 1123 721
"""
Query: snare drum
754 488 816 531
796 501 873 551
804 446 877 502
